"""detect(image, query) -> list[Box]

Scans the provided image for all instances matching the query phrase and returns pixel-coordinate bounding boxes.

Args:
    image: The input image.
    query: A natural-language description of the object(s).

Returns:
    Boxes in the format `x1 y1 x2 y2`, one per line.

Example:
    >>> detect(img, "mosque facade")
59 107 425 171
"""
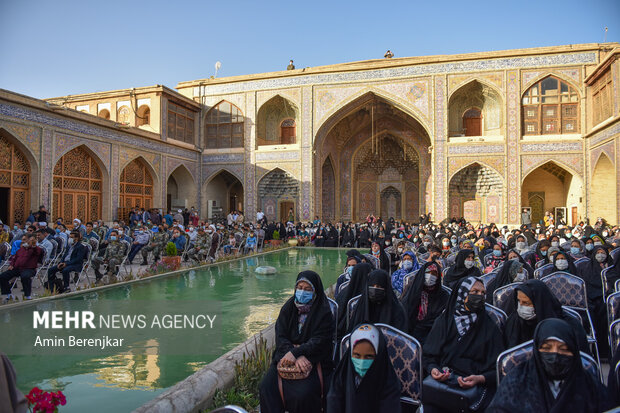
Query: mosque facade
0 43 619 227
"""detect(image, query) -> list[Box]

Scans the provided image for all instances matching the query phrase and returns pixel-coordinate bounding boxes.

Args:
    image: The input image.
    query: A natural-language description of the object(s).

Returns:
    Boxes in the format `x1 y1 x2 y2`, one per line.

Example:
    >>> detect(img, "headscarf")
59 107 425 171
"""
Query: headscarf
579 245 612 302
551 251 578 275
443 249 482 289
488 318 608 412
503 280 588 352
337 263 373 339
348 269 407 334
400 261 449 339
272 271 334 367
453 276 480 336
327 324 402 413
486 259 523 303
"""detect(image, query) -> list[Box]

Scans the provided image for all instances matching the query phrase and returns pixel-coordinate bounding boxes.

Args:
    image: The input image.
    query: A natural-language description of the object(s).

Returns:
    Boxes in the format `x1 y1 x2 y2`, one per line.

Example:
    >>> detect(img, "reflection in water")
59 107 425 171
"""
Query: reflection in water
4 248 345 412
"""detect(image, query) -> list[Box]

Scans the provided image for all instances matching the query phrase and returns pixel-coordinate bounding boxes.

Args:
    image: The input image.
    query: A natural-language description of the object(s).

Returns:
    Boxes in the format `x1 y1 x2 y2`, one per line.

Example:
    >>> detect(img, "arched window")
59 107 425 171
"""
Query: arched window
462 108 482 136
98 109 110 120
280 119 296 144
205 101 244 149
117 106 130 124
137 105 150 126
522 76 579 135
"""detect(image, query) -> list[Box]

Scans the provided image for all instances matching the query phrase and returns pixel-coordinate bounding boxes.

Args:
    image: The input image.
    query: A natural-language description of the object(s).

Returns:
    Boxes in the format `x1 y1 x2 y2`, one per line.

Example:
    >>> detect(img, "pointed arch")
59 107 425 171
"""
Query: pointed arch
448 79 504 137
119 157 158 213
166 164 196 212
448 160 505 184
521 72 582 96
522 75 580 135
205 100 245 149
448 162 504 223
314 89 432 150
590 153 617 222
54 141 109 177
256 95 299 146
321 156 336 221
522 158 582 182
257 168 299 222
448 77 505 101
203 167 244 186
0 128 39 225
203 169 244 218
52 145 107 223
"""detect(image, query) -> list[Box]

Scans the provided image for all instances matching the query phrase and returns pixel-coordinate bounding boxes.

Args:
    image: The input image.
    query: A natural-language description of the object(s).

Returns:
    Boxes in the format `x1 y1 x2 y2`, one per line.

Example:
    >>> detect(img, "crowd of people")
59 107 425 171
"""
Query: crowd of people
259 214 620 412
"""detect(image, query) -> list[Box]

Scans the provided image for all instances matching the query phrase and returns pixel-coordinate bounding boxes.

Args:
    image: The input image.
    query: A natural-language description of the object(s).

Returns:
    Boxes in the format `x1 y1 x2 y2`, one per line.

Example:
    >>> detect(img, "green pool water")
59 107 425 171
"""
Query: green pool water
1 248 347 412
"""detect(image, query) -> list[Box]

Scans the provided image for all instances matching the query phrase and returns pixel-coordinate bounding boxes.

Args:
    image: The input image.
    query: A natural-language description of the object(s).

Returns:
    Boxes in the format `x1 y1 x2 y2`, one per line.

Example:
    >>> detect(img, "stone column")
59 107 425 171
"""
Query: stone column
244 92 257 220
433 76 448 221
506 71 521 225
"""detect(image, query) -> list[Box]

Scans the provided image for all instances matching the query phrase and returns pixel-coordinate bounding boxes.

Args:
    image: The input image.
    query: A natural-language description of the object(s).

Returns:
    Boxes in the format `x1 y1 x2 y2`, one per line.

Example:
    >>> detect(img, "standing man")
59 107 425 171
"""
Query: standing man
0 234 42 302
521 208 531 227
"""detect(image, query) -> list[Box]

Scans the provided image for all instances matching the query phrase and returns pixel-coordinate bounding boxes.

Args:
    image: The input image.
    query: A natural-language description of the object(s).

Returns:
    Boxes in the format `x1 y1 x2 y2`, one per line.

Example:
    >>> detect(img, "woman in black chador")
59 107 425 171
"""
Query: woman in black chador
488 318 609 412
259 271 335 413
327 323 402 413
348 269 407 334
443 249 482 289
336 262 373 340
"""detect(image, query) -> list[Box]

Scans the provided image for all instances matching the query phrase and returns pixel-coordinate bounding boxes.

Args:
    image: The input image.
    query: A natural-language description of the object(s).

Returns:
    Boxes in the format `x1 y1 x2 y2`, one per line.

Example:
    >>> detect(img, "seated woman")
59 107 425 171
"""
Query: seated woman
369 241 390 272
390 251 420 296
259 271 335 413
400 262 449 345
505 249 535 279
327 323 402 413
443 249 482 289
514 234 530 255
503 280 588 352
335 255 361 298
336 263 373 340
569 238 585 260
488 318 609 413
348 269 407 334
551 251 578 275
577 246 613 357
422 276 504 413
484 242 506 273
485 259 527 304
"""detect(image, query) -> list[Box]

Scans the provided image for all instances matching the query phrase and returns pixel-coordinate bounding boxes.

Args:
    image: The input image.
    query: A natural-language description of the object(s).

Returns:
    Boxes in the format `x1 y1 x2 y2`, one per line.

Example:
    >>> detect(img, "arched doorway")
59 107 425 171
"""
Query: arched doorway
53 146 102 223
448 163 503 223
119 158 154 221
315 92 431 221
380 186 401 219
257 168 299 222
204 170 244 220
256 96 299 147
590 154 616 222
321 158 335 221
448 80 503 138
521 161 583 226
166 165 195 213
0 133 30 226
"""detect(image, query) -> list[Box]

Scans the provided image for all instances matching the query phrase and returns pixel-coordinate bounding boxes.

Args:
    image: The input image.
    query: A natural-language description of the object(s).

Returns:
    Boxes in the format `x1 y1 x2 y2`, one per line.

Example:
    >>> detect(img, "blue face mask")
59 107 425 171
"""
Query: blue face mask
295 289 313 304
346 266 354 275
55 229 60 234
402 260 413 271
570 247 580 255
399 233 404 238
351 357 374 377
541 250 547 256
585 244 594 251
493 250 502 257
110 236 117 241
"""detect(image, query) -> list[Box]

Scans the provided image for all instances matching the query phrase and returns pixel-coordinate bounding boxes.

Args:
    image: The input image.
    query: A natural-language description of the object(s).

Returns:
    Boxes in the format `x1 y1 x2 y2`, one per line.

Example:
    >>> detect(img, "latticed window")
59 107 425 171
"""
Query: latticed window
53 146 102 224
0 135 30 225
167 101 195 144
205 101 244 148
522 76 579 135
119 158 154 212
592 70 613 126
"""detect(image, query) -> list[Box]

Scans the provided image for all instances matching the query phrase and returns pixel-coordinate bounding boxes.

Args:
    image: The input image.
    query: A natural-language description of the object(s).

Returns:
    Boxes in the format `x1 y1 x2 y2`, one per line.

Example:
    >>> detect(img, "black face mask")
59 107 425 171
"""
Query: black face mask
539 352 573 380
368 287 386 303
465 294 485 312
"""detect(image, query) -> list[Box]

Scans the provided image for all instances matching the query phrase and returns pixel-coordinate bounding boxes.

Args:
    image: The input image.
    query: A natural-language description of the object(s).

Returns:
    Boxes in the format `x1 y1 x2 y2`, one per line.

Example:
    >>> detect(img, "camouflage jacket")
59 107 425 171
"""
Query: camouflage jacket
194 233 212 250
151 231 169 247
104 240 127 259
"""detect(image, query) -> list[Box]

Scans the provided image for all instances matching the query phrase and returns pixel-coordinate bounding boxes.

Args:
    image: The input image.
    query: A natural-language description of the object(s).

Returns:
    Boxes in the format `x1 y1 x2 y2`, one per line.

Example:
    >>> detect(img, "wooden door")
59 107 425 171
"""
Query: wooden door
463 108 482 136
0 135 30 226
280 201 294 222
571 207 578 226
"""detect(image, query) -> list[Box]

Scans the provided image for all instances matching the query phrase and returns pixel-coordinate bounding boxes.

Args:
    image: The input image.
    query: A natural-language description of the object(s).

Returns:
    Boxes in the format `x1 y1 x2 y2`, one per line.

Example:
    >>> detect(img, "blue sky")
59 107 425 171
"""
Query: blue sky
1 0 618 99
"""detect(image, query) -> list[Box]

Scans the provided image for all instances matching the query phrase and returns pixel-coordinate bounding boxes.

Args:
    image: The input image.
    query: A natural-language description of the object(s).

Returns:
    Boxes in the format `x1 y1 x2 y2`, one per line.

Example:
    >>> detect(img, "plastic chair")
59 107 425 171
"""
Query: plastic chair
483 253 493 268
602 267 615 298
402 269 419 294
496 340 601 383
607 291 620 326
337 279 350 296
327 297 338 360
480 270 498 288
616 278 620 293
610 319 620 359
485 303 508 334
363 254 380 269
611 247 620 262
492 282 521 314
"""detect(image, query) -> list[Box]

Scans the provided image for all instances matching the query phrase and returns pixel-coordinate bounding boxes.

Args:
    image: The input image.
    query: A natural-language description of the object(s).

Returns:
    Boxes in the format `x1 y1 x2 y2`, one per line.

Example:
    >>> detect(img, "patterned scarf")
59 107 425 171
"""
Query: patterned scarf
417 291 429 321
453 276 479 337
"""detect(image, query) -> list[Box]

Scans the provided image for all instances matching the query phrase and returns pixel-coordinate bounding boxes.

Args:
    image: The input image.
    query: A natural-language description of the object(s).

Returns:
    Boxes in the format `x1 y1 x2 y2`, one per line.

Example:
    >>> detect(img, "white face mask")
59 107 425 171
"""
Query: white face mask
594 242 603 246
555 259 569 270
595 253 607 263
514 272 526 282
397 247 403 253
464 259 475 269
424 273 437 286
551 241 559 247
517 303 536 320
402 260 413 271
68 238 74 246
442 241 450 246
516 241 526 250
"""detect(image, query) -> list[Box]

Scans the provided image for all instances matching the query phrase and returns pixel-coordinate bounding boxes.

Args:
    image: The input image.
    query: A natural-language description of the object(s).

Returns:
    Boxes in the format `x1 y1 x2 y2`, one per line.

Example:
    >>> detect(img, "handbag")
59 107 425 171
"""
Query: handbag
422 375 486 412
277 359 324 411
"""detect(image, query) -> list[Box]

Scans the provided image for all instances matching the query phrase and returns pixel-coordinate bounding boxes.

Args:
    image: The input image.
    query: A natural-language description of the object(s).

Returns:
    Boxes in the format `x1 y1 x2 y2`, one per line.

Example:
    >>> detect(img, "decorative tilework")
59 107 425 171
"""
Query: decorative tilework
521 154 583 178
558 68 580 84
448 144 504 154
111 145 120 218
256 151 299 161
434 76 447 220
244 92 256 217
119 149 161 181
202 153 244 163
0 120 41 158
0 102 198 160
301 86 312 220
200 52 597 95
202 164 244 185
255 162 300 183
41 129 53 208
521 142 582 152
590 141 616 171
521 68 583 91
257 89 301 111
375 79 431 120
522 71 541 88
448 73 504 97
166 157 198 182
448 157 505 180
314 86 364 130
53 133 111 174
590 120 620 145
506 71 520 224
203 93 246 115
